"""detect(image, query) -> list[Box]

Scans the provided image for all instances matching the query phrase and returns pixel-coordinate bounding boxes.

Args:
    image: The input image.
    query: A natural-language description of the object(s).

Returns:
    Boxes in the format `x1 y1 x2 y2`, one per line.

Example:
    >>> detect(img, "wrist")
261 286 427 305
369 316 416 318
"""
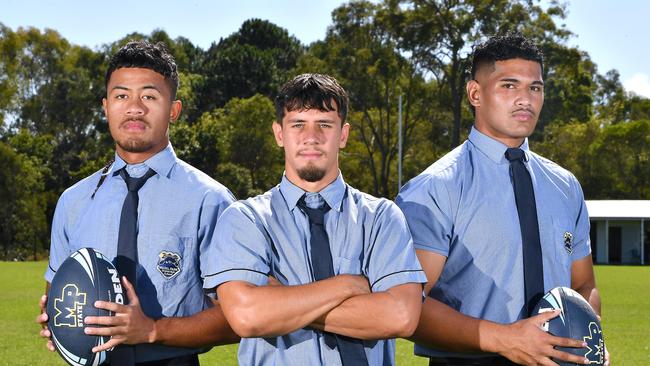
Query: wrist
478 320 506 354
148 318 160 344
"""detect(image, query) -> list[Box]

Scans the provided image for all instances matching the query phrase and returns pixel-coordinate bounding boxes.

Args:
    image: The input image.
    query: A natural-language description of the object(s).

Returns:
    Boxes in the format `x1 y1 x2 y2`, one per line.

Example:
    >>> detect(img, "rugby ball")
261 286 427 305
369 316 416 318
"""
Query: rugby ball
47 248 124 366
533 287 605 366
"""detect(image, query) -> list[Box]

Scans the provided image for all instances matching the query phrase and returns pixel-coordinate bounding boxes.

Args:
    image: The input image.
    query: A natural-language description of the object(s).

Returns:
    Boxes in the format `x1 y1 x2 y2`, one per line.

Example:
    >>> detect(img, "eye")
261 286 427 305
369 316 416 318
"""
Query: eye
503 83 516 89
291 123 304 129
115 94 128 100
319 123 333 129
142 95 156 100
531 85 543 92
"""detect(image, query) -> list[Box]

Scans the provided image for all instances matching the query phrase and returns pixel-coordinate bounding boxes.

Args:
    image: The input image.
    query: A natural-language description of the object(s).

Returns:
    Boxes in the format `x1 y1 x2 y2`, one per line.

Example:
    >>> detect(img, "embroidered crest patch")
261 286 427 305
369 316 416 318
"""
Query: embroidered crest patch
157 251 181 279
563 232 573 254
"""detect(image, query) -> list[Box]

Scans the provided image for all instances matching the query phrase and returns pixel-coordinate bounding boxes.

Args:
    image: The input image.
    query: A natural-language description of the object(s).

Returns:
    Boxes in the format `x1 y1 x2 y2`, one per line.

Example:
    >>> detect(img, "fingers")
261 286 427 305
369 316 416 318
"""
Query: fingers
39 294 48 311
39 327 51 339
92 337 123 353
550 348 589 364
121 276 139 306
36 311 49 326
85 324 124 337
46 339 55 352
93 300 127 313
85 314 124 327
548 334 587 349
533 309 561 324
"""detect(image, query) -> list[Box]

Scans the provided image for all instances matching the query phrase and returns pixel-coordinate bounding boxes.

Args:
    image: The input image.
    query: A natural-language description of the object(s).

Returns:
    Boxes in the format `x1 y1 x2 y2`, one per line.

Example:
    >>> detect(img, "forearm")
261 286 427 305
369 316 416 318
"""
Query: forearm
152 299 240 347
311 283 422 339
219 275 365 338
409 297 504 354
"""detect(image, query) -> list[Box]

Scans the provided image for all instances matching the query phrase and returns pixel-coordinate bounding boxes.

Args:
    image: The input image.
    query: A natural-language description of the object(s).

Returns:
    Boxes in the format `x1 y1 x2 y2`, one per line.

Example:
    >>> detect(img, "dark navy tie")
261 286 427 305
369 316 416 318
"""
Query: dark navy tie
297 195 368 366
112 167 156 365
505 148 544 316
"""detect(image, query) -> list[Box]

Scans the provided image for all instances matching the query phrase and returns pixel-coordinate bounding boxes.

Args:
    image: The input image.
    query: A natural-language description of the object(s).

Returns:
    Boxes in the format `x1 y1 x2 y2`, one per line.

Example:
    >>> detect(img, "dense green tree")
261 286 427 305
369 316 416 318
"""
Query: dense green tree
0 141 48 260
383 0 594 146
302 1 433 197
536 119 650 199
199 19 303 113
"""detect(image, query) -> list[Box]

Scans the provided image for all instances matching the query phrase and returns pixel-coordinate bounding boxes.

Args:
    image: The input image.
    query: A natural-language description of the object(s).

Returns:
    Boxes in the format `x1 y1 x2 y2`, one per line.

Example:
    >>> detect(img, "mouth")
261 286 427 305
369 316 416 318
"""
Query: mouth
298 150 324 160
511 109 535 121
120 119 148 132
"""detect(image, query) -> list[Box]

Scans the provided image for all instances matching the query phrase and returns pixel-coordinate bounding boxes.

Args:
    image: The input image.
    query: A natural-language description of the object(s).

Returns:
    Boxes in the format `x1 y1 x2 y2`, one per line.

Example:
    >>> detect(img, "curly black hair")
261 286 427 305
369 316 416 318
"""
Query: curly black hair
470 33 544 80
105 40 179 99
274 73 349 124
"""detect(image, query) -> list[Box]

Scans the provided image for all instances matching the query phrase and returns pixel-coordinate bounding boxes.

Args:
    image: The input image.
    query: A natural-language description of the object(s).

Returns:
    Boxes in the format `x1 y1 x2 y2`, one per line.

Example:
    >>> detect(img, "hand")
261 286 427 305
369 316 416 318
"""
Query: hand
35 294 55 352
338 274 371 297
496 310 589 365
84 277 156 352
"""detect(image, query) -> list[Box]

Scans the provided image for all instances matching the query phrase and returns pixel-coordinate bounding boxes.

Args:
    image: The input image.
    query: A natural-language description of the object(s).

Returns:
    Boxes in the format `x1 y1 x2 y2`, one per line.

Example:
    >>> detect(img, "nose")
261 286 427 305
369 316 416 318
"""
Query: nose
126 97 147 115
302 123 323 144
515 88 533 107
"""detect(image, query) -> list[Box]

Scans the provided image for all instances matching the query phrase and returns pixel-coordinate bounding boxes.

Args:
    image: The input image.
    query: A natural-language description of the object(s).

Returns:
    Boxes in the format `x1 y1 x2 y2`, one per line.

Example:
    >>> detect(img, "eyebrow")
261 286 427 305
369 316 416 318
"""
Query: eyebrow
499 78 545 86
110 85 162 92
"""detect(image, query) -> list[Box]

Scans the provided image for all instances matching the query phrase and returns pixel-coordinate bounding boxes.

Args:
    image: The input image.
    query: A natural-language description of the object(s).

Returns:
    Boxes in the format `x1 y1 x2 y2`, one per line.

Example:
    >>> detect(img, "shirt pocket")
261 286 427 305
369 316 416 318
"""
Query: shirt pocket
547 217 574 288
335 256 362 276
145 236 197 284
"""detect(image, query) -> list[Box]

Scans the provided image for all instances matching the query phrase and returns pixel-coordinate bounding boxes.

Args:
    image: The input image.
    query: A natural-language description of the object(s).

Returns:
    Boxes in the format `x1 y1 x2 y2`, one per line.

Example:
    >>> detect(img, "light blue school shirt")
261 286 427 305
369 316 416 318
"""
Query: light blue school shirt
207 174 427 366
396 127 591 359
46 144 235 363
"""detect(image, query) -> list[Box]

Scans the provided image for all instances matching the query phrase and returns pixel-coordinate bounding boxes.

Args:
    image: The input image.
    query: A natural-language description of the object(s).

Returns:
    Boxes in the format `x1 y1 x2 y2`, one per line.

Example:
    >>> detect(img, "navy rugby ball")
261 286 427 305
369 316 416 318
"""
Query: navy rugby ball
533 287 605 366
47 248 124 366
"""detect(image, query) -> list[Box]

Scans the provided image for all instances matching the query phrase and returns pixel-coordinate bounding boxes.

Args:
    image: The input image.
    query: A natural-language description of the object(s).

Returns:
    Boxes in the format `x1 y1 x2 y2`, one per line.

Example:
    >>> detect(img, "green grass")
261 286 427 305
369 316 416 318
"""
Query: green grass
1 262 646 365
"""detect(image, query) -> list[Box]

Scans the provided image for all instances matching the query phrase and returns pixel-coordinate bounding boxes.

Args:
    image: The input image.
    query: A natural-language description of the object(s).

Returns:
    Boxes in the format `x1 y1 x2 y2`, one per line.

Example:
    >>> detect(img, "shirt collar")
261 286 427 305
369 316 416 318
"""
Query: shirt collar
279 172 347 212
112 143 177 178
468 126 530 164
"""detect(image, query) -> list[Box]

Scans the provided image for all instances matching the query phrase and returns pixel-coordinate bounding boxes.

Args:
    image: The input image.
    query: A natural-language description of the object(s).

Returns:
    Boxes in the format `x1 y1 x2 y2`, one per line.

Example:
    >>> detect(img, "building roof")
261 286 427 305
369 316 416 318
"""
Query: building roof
586 200 650 220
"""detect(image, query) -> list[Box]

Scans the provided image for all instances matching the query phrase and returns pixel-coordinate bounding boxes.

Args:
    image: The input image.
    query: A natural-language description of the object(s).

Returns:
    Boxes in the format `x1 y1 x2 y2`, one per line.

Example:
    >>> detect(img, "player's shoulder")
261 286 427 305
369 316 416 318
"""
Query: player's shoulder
59 168 106 202
173 158 233 198
529 150 580 185
222 187 275 223
400 142 469 197
346 185 401 217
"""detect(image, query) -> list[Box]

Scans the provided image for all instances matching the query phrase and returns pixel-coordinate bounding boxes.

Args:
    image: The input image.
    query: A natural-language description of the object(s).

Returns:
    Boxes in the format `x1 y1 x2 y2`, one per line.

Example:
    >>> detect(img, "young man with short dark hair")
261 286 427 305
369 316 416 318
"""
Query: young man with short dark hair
37 40 238 366
212 73 427 365
397 34 608 365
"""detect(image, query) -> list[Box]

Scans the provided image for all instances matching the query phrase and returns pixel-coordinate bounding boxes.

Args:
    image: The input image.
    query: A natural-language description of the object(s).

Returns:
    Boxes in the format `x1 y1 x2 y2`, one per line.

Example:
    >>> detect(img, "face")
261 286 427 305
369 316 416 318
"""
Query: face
467 58 544 147
272 106 350 191
103 67 181 163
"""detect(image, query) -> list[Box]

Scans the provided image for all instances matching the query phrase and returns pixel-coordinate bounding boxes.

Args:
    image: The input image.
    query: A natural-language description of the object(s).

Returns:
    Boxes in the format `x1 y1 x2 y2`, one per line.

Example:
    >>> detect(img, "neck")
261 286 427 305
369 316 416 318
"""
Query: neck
285 170 339 193
116 145 166 165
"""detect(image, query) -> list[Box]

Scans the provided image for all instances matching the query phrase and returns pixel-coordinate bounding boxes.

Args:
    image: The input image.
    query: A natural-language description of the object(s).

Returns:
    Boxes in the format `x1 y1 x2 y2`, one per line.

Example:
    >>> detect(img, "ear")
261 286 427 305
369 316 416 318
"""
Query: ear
339 122 350 148
170 100 182 122
102 98 107 116
272 121 284 147
466 79 481 109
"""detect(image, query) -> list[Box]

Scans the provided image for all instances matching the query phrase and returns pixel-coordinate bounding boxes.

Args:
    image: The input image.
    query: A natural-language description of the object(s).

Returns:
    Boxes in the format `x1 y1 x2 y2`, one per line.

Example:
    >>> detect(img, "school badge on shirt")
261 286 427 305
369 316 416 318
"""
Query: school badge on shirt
157 251 182 279
563 232 573 254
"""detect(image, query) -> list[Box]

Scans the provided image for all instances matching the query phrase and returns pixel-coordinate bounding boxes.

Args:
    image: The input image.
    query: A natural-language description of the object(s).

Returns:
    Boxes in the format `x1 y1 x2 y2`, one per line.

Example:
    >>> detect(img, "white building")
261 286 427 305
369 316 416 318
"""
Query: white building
586 200 650 265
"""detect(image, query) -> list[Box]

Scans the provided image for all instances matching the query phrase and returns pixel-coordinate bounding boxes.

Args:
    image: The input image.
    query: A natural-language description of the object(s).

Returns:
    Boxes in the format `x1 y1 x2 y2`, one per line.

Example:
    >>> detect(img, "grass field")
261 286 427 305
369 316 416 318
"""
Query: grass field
0 262 647 365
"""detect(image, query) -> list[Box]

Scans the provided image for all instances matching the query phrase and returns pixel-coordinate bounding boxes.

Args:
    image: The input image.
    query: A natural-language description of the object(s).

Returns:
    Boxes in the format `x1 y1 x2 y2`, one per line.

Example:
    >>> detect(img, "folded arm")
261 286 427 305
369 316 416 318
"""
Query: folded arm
310 282 423 339
217 274 369 338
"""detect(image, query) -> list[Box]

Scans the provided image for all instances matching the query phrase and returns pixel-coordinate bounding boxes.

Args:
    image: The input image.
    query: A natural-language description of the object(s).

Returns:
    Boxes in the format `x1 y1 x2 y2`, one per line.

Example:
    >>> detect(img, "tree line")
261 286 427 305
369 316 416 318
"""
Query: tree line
1 0 648 260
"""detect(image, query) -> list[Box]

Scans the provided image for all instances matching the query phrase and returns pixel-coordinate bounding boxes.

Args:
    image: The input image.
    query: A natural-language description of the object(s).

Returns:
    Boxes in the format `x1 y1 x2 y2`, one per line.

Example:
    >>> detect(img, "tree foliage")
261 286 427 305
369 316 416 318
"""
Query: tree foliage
0 11 648 259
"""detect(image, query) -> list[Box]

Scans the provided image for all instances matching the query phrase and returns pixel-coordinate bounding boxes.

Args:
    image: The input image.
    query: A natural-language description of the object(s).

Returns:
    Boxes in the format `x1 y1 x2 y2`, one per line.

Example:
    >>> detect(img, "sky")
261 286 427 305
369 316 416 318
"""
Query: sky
2 0 649 97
